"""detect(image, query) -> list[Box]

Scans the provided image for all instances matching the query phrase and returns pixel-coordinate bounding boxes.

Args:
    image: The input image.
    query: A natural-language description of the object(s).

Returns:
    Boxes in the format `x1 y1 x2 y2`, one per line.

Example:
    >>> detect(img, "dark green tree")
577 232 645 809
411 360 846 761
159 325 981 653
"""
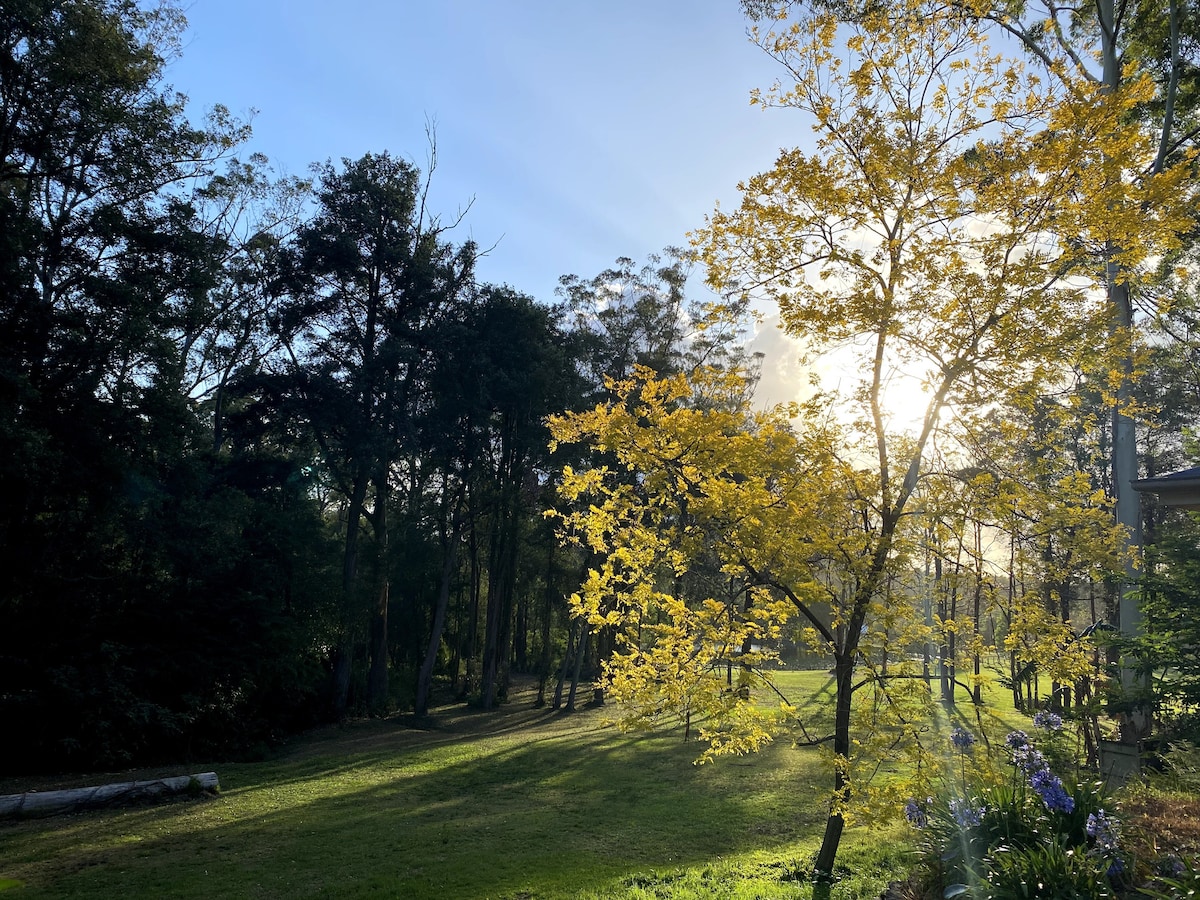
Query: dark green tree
274 151 475 717
0 0 346 770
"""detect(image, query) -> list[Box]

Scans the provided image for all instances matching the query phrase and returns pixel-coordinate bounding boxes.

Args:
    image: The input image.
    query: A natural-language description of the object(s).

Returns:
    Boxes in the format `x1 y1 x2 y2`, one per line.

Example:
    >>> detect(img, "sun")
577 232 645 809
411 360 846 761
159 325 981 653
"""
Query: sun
748 319 946 436
878 368 936 435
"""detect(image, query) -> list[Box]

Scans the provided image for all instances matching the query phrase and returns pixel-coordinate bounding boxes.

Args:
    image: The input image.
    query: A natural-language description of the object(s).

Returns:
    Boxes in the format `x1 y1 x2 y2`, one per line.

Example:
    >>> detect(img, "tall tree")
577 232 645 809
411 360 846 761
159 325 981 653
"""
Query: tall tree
0 0 242 580
177 156 310 451
743 0 1200 741
275 151 475 716
426 287 582 709
695 4 1187 872
0 0 350 769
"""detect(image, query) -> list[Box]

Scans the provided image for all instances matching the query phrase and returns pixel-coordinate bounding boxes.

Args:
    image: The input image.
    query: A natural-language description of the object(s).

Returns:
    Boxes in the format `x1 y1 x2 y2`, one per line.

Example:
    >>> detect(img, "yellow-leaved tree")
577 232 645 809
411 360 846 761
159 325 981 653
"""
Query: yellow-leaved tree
687 1 1188 873
551 1 1191 876
548 362 939 874
549 366 843 752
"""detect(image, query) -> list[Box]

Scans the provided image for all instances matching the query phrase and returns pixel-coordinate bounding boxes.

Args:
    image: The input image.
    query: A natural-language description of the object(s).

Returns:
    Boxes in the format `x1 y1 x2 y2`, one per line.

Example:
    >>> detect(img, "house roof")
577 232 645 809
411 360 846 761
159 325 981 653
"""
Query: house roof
1132 466 1200 510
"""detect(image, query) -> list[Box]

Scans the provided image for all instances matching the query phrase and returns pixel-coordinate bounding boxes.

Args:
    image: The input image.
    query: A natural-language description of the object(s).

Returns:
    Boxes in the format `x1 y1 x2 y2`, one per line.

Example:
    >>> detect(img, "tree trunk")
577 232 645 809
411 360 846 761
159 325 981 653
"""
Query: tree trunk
415 498 463 717
480 519 507 709
935 555 954 705
514 583 529 673
366 470 390 716
448 577 464 691
481 492 520 709
566 620 591 712
972 579 983 705
1097 0 1148 743
333 471 370 717
462 508 481 697
536 541 556 707
814 651 854 875
552 621 576 711
0 773 220 819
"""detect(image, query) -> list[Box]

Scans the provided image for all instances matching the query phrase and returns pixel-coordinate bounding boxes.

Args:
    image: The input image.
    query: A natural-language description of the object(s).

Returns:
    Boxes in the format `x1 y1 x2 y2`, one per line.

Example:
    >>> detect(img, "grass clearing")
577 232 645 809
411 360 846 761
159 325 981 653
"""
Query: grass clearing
0 667 1093 899
0 676 912 899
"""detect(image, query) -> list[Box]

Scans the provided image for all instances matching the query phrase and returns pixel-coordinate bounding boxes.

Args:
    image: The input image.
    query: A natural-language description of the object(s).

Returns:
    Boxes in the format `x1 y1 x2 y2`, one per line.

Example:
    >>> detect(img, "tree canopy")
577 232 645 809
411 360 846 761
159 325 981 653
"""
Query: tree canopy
549 0 1196 874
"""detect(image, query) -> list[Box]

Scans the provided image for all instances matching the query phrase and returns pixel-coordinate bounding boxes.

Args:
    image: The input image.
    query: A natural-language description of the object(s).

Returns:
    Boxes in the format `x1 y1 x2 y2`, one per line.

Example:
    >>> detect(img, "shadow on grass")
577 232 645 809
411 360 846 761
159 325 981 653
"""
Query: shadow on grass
0 695 832 900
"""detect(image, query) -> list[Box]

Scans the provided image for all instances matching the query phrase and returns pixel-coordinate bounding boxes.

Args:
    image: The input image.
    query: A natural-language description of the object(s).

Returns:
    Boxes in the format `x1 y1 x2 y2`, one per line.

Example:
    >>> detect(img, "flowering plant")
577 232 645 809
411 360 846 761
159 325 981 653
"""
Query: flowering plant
904 723 1124 898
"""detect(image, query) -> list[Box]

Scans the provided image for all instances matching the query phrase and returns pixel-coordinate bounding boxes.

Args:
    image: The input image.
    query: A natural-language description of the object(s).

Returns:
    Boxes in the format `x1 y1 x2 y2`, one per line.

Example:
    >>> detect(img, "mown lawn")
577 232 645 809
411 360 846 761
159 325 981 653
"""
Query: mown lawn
0 672 921 899
0 668 1076 899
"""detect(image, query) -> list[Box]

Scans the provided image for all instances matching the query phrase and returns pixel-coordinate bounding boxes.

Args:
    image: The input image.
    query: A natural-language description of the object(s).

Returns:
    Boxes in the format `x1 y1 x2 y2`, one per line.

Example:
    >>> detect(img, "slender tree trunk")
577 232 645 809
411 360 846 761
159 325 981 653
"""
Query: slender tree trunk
936 555 954 705
494 522 520 697
972 580 983 705
514 585 529 673
366 470 390 716
811 512 896 875
415 498 463 717
481 475 522 708
464 508 481 697
814 650 854 875
552 620 576 711
449 578 465 691
536 541 556 707
332 471 370 717
1007 538 1022 710
923 540 933 685
480 510 509 710
1053 582 1072 711
566 620 591 712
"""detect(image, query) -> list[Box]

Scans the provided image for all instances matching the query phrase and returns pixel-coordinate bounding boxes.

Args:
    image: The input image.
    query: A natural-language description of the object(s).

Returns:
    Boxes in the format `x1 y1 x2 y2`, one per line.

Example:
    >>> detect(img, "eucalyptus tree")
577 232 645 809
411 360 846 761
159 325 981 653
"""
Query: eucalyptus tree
559 251 692 386
558 249 755 391
274 151 475 716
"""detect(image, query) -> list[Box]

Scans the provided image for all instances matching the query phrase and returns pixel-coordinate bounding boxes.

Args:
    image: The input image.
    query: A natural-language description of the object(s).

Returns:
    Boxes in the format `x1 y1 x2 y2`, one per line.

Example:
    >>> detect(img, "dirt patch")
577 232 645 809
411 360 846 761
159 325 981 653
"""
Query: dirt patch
1120 791 1200 859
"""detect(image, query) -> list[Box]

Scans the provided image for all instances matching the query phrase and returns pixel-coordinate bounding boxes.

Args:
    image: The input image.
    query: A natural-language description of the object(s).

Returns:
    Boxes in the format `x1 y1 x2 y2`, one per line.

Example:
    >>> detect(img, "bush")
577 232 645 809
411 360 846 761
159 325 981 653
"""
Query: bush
905 719 1125 899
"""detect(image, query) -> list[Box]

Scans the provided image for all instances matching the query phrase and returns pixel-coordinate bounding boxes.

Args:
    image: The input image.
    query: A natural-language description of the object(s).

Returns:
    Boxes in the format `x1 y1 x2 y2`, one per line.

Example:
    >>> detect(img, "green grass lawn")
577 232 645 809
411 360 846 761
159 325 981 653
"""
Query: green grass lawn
0 668 1044 899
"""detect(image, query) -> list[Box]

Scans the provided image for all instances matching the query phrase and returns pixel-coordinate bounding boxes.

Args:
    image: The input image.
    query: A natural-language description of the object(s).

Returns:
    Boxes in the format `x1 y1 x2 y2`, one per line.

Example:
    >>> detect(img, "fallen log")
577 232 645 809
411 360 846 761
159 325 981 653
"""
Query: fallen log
0 772 219 819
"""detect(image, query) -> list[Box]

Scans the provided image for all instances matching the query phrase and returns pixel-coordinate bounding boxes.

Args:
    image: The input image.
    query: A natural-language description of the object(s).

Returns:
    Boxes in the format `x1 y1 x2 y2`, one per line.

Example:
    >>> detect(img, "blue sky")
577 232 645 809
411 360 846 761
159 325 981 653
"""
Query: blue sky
168 1 805 306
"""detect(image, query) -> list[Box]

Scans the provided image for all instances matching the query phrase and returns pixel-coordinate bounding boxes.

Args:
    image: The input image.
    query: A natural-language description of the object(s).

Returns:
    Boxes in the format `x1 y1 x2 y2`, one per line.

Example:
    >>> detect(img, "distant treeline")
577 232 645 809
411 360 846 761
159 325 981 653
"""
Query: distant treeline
6 0 1200 776
0 0 761 772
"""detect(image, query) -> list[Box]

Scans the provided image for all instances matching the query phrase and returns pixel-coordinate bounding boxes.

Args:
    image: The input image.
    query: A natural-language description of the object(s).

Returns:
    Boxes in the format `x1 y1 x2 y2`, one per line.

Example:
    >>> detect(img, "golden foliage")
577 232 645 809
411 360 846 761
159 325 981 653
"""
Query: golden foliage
548 366 846 759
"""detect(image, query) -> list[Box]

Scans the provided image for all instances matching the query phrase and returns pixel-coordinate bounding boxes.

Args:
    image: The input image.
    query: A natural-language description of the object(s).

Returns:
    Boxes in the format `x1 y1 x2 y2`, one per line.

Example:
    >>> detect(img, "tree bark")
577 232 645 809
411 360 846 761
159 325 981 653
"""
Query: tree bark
415 497 464 717
481 484 520 709
366 469 390 716
814 651 854 875
332 471 371 717
0 773 220 819
566 620 591 712
552 621 576 711
536 541 556 707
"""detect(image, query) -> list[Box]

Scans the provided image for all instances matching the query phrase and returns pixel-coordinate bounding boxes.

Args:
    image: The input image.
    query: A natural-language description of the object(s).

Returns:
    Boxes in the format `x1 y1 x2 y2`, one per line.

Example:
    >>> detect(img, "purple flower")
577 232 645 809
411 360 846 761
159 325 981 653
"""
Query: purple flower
1087 810 1119 851
950 726 976 751
1013 746 1048 774
1033 710 1064 731
1005 730 1029 750
1030 768 1074 814
1107 856 1125 879
903 798 927 828
949 797 985 828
